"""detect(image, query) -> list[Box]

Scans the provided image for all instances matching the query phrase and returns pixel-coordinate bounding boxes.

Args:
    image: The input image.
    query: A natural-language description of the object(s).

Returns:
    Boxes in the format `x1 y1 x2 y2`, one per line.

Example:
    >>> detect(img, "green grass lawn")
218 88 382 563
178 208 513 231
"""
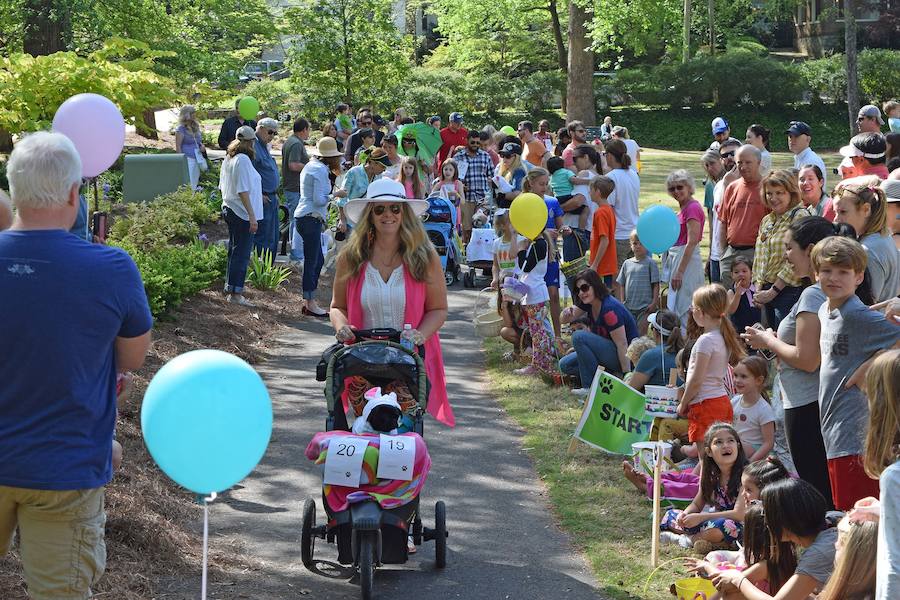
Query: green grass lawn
484 147 843 599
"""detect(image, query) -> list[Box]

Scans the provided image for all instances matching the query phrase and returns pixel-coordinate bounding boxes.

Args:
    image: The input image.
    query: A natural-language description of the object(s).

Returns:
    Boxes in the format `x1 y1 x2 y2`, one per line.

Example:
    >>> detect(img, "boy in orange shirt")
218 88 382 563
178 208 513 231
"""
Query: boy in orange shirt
588 176 618 288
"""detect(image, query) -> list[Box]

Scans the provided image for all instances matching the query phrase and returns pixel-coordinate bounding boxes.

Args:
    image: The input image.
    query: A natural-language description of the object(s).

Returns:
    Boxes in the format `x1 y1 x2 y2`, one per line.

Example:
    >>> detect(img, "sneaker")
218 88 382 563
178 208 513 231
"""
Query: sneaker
659 532 693 549
226 294 255 307
571 388 590 397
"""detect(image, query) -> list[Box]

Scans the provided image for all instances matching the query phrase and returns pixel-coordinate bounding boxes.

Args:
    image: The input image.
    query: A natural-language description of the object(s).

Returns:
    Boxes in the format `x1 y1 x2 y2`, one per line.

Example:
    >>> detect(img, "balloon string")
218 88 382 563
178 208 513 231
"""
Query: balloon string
201 492 217 600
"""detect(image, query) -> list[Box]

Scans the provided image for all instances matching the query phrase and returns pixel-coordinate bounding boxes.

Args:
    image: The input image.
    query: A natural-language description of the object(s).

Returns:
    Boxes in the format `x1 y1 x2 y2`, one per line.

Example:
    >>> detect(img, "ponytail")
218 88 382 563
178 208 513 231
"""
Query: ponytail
692 284 746 365
604 139 632 170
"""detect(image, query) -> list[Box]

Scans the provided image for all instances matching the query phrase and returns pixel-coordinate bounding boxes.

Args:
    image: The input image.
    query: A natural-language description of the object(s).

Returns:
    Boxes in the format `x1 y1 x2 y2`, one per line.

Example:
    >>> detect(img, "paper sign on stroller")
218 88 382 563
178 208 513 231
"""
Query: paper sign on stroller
323 436 369 487
377 434 416 481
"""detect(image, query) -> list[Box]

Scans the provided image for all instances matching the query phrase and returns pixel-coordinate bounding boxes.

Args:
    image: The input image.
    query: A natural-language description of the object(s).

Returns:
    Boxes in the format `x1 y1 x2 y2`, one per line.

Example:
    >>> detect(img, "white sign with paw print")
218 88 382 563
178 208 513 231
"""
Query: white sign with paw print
377 435 416 481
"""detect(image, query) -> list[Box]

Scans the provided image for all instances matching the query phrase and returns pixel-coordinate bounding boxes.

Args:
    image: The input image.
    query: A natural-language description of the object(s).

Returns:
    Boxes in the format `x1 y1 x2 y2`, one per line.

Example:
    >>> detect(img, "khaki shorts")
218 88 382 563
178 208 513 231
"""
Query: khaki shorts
615 238 633 272
0 486 106 600
461 199 487 232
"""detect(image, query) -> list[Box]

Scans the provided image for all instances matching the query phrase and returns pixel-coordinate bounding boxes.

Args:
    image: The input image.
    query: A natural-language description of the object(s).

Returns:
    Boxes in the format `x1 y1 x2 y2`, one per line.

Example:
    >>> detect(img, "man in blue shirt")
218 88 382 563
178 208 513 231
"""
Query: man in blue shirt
0 131 153 598
252 117 282 257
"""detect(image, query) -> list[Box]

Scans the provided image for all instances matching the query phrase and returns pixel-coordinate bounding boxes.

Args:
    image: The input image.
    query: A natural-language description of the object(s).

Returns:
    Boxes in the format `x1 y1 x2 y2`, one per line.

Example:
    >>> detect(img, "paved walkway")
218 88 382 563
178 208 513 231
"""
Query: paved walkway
168 289 602 599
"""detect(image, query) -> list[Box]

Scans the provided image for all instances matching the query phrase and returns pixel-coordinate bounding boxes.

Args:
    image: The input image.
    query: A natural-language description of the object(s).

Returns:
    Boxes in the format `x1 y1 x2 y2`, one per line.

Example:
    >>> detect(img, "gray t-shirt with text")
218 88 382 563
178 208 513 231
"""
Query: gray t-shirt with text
818 295 900 459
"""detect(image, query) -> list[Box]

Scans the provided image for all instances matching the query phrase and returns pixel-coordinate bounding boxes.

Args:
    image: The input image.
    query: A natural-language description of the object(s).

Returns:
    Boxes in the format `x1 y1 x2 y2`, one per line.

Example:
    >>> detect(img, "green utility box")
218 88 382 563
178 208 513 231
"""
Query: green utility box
122 153 190 203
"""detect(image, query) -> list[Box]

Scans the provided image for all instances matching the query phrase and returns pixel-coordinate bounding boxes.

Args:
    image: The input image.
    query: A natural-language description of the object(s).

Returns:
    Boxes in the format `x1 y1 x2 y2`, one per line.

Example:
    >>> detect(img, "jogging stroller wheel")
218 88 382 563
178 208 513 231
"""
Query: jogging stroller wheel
434 501 447 568
358 531 376 600
300 498 316 569
444 271 454 287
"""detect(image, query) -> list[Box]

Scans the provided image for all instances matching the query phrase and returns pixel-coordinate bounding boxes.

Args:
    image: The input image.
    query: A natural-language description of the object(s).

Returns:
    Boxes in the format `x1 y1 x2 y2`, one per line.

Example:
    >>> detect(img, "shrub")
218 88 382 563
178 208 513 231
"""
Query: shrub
246 250 291 290
108 187 219 252
513 71 565 114
801 50 900 103
799 54 850 103
115 239 227 317
241 79 290 116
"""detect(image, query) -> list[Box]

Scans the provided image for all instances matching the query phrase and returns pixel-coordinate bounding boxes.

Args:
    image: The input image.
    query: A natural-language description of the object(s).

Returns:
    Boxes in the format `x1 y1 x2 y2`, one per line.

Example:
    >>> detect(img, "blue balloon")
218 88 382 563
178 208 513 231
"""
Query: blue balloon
142 350 272 494
636 205 680 254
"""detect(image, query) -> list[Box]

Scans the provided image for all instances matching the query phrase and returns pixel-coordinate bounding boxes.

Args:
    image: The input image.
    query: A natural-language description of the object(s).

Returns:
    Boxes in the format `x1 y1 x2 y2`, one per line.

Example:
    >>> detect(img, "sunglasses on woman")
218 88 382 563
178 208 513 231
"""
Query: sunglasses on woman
373 204 402 215
577 283 592 293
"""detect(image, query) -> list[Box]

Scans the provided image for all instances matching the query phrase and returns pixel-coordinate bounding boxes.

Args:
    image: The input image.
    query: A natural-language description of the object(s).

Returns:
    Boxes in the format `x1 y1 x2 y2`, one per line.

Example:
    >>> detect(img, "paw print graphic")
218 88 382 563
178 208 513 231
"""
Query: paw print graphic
401 465 408 472
345 471 351 477
598 378 614 395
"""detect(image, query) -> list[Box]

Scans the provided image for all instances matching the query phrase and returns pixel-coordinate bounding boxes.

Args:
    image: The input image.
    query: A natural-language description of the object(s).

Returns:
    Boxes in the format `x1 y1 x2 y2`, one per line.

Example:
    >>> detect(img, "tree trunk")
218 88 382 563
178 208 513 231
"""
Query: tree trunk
845 0 859 135
566 0 595 125
341 0 352 104
139 109 159 140
682 0 691 63
708 0 715 56
548 0 568 113
23 0 70 56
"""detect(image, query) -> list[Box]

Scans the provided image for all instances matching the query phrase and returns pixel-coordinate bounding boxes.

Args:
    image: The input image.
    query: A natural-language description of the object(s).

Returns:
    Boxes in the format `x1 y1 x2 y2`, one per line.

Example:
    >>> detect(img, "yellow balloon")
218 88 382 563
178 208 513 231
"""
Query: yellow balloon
509 192 548 240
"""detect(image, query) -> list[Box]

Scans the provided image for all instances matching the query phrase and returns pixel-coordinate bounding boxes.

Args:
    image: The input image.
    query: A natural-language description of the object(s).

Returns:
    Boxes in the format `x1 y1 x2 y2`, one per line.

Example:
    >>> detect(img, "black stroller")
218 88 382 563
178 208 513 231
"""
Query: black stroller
303 329 448 599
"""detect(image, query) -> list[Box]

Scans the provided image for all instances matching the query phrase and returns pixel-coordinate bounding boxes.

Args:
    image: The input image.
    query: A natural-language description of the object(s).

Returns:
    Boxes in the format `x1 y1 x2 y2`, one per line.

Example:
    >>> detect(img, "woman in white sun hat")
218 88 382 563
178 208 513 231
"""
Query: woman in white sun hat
296 136 344 316
330 178 455 427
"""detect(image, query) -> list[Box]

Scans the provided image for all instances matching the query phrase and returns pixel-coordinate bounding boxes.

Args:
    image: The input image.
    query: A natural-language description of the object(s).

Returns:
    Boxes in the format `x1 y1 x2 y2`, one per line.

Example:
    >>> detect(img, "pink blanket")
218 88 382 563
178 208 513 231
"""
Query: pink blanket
306 431 432 513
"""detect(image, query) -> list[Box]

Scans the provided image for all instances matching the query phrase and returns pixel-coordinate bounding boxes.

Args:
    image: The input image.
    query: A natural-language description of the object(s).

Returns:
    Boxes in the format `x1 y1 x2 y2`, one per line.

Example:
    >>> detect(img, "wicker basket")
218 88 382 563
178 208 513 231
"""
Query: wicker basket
560 232 589 279
473 287 503 338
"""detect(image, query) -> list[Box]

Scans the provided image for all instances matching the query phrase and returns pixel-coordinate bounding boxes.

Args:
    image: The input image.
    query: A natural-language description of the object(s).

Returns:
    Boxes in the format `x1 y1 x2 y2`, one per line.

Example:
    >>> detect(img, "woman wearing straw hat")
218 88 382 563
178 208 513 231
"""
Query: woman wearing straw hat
295 136 344 317
330 178 455 427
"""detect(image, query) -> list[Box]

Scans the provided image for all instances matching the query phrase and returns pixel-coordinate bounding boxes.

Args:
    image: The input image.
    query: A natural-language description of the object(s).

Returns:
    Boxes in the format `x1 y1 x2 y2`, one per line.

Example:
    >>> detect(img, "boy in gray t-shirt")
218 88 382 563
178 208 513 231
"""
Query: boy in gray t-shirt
814 237 900 510
615 231 659 333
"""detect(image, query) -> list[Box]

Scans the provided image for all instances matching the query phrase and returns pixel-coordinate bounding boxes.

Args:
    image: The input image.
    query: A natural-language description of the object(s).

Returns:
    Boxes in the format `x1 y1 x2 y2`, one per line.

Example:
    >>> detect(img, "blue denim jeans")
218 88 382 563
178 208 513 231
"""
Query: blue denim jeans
709 259 721 283
282 190 304 261
762 283 802 331
559 330 621 386
223 207 254 293
253 193 280 258
296 215 324 299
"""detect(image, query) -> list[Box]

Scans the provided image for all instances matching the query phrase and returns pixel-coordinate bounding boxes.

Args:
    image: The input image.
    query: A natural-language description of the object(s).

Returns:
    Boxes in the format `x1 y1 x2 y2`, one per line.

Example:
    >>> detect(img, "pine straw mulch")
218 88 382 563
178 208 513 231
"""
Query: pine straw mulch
0 267 324 599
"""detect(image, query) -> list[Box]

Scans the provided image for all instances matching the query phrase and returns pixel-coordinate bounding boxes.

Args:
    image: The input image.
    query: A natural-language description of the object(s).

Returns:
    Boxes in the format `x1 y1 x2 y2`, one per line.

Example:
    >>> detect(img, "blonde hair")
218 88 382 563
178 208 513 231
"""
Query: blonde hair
626 336 657 365
817 517 878 600
761 169 802 211
691 284 746 365
864 349 900 478
493 210 513 241
337 203 436 282
226 138 255 160
396 156 424 198
834 175 889 237
178 105 200 135
811 236 868 274
499 153 524 181
590 175 615 198
522 167 549 193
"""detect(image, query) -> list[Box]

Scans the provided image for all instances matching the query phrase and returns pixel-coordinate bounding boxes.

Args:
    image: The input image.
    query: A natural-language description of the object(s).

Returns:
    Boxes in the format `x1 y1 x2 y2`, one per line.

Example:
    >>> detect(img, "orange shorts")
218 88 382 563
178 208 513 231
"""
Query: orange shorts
687 395 733 443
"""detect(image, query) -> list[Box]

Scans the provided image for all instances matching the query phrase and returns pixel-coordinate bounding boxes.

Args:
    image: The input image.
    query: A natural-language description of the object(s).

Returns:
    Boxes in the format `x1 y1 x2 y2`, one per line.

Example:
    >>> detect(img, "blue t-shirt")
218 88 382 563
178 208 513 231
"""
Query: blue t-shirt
544 196 564 230
634 345 679 387
585 295 639 343
0 230 153 490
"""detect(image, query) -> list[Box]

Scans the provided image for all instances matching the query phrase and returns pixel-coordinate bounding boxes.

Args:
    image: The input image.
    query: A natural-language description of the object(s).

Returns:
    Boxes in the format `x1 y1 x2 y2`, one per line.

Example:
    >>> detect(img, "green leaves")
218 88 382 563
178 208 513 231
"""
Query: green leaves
246 250 292 291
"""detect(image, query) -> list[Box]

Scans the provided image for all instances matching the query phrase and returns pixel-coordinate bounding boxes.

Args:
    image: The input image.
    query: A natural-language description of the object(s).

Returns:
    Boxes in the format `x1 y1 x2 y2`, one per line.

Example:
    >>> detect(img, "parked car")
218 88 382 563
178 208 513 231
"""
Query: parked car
239 60 285 83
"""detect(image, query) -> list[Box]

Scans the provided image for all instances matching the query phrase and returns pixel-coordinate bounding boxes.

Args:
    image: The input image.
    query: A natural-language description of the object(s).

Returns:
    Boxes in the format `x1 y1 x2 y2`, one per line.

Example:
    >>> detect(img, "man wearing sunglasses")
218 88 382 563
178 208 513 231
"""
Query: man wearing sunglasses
856 105 884 134
561 120 587 168
252 118 281 257
452 130 494 242
438 112 468 166
707 138 742 284
344 112 384 164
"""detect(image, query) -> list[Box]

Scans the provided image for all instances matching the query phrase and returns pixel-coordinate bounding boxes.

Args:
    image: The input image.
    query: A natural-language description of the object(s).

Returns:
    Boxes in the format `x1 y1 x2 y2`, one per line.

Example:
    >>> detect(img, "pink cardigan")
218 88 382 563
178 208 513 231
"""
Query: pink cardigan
346 263 454 427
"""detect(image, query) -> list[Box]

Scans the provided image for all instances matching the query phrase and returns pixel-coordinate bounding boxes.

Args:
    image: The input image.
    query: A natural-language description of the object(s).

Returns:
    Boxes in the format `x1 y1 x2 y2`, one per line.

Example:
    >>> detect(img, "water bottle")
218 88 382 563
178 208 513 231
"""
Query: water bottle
400 323 415 351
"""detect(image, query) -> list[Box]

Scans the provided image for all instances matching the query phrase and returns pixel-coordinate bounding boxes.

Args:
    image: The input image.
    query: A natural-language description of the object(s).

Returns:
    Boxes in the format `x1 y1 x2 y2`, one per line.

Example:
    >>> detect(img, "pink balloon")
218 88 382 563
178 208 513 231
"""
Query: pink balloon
52 94 126 178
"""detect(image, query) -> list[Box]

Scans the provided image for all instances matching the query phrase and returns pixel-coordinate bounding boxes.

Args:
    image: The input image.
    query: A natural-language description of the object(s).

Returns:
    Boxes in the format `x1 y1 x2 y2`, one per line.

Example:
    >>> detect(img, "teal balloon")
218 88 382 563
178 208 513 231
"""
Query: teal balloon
238 96 260 121
636 205 680 254
141 350 272 494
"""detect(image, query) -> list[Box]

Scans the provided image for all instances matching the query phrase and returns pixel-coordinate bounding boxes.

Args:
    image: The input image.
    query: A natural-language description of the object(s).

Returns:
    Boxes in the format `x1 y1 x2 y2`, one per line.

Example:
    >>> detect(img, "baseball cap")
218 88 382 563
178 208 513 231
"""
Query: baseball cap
235 125 256 141
449 112 463 123
881 179 900 203
839 132 887 159
498 142 522 157
786 121 812 136
858 105 885 126
427 115 440 125
711 117 729 135
257 117 280 131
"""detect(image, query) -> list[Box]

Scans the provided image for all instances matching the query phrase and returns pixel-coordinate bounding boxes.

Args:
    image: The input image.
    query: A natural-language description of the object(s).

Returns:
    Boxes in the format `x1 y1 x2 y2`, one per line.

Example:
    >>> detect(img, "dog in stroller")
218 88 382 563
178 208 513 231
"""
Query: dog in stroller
303 328 448 599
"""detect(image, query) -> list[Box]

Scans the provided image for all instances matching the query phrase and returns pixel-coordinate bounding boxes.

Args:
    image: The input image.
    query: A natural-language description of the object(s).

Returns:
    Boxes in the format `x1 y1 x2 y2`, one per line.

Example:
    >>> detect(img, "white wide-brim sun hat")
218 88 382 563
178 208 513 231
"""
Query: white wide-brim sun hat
344 178 429 224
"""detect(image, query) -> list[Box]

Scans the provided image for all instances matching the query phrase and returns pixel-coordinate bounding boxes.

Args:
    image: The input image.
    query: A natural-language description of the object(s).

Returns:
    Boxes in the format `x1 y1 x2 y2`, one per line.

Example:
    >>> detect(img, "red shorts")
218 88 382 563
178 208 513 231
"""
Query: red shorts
687 395 733 443
827 455 880 510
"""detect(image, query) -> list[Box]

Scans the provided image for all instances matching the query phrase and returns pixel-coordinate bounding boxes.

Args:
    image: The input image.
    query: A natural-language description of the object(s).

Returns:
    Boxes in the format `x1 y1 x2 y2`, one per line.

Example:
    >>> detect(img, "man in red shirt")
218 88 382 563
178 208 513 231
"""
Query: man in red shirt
718 144 767 288
438 112 468 166
562 120 588 168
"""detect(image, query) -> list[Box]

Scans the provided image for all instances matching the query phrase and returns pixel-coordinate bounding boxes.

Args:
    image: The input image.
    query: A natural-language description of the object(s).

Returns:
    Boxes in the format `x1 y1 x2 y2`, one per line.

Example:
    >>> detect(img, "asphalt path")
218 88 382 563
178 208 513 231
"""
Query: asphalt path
162 288 603 599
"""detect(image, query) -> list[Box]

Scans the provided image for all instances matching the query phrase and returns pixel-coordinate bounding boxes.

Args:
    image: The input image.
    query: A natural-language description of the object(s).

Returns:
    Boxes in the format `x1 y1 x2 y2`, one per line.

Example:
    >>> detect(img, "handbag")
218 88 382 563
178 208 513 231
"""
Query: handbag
560 230 588 278
194 147 209 172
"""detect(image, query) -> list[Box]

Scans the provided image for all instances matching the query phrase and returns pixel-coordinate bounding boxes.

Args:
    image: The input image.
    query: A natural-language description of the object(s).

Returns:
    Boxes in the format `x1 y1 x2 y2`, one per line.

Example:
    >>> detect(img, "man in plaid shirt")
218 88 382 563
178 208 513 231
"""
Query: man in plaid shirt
453 130 494 242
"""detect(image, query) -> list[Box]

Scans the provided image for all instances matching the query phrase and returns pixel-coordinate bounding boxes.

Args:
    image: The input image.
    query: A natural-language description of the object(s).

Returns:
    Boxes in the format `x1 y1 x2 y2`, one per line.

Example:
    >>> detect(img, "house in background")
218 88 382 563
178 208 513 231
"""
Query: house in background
794 0 896 56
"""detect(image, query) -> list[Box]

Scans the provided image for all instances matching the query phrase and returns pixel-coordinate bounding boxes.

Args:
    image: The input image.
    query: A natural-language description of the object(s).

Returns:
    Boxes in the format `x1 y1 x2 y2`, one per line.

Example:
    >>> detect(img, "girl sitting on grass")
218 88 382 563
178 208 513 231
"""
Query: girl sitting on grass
658 422 748 551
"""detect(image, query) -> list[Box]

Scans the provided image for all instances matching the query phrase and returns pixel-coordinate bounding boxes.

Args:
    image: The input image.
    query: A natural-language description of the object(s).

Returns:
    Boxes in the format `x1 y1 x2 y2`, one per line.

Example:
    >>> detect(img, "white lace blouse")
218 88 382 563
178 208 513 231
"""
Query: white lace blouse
360 264 406 329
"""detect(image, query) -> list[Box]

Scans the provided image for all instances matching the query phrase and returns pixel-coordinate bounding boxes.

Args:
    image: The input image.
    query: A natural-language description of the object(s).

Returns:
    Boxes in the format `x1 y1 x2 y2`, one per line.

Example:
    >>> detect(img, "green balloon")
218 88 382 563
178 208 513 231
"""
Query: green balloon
500 125 516 136
238 96 260 121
